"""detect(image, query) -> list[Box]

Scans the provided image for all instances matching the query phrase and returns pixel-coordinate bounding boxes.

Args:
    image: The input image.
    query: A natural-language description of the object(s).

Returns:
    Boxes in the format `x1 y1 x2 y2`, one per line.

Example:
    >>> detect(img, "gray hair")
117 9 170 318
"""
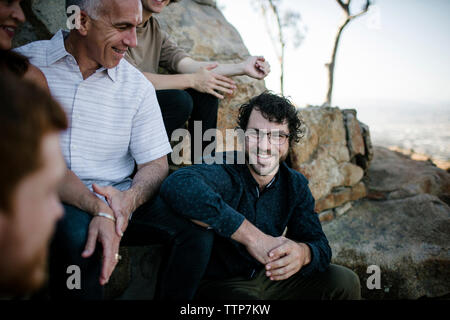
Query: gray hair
66 0 103 19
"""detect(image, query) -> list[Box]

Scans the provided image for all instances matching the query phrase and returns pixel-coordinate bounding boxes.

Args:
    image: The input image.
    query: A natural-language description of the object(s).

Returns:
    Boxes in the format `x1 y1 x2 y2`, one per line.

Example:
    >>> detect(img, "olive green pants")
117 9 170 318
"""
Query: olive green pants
195 264 361 300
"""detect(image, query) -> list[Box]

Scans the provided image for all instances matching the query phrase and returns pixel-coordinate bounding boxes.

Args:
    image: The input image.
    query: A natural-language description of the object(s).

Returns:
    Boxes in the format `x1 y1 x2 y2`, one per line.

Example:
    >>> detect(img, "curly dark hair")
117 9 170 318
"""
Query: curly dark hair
237 91 305 143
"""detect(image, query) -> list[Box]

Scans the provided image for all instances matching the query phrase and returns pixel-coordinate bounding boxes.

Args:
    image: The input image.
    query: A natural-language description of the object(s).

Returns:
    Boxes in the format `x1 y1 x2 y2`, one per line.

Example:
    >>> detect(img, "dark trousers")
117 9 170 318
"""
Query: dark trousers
195 264 361 300
48 196 214 300
156 89 219 163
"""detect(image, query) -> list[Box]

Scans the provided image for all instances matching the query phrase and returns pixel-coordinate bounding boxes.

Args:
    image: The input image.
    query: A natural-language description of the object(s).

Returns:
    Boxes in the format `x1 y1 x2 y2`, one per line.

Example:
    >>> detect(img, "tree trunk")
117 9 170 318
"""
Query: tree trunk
325 18 350 106
268 0 285 95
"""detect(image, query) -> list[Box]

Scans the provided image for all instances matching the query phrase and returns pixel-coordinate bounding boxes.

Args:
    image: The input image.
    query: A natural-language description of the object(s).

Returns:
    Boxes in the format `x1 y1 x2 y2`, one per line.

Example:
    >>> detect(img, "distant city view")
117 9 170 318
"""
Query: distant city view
352 100 450 162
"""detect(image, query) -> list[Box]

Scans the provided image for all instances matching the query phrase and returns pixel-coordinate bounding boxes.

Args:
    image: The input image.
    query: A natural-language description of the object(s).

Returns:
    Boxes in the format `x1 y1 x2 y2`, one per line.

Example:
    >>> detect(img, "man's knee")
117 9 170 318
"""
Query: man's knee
173 222 214 250
326 264 361 300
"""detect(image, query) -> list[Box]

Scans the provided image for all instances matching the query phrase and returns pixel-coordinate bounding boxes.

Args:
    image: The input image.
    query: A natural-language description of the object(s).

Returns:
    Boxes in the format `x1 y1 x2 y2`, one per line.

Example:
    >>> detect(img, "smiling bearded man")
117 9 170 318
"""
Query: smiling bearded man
160 92 362 300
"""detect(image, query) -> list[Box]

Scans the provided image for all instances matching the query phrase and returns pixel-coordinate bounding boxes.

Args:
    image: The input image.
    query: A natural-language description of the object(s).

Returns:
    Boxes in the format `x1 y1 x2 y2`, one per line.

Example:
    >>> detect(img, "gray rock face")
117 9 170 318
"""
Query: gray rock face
323 194 450 299
323 147 450 299
365 147 450 204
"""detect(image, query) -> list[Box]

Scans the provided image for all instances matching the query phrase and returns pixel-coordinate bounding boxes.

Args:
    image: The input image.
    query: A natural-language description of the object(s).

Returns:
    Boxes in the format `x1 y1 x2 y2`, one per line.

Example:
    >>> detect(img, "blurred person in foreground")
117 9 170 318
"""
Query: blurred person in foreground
0 73 68 297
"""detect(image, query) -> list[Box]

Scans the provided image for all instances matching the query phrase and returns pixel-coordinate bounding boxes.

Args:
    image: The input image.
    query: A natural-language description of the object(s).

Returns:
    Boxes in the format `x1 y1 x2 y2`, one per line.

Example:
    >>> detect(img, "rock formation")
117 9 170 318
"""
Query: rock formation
323 147 450 299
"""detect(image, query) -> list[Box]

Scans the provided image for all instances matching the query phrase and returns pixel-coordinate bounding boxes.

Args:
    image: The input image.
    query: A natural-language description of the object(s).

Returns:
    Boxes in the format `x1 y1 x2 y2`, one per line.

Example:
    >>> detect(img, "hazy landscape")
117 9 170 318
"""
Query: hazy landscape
345 100 450 164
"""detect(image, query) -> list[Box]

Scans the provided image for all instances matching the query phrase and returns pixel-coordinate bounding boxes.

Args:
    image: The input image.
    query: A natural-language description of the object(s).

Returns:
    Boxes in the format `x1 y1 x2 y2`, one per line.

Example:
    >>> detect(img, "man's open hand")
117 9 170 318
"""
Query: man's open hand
82 213 121 286
93 184 134 237
265 237 311 281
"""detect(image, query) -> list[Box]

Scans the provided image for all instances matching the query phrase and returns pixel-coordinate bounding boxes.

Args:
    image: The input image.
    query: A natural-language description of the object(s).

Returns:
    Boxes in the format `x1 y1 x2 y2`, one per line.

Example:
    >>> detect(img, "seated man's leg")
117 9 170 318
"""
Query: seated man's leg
186 89 219 163
264 264 361 300
125 195 214 300
48 204 103 300
156 89 194 140
195 273 265 301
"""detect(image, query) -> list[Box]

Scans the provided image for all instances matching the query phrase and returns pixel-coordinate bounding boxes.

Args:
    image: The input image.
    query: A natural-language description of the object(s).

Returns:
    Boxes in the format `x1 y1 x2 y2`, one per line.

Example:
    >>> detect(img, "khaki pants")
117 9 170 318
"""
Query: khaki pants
195 264 361 300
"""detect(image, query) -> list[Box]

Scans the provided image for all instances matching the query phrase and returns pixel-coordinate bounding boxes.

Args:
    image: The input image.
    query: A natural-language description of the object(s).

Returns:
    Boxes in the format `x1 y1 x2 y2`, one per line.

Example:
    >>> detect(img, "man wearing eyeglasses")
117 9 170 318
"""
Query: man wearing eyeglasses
159 92 361 300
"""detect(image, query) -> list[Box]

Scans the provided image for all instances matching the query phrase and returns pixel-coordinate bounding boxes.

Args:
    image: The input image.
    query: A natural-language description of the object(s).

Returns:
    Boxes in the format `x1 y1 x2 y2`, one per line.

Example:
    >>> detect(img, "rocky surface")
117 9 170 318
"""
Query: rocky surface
365 147 450 205
323 147 450 299
291 107 371 212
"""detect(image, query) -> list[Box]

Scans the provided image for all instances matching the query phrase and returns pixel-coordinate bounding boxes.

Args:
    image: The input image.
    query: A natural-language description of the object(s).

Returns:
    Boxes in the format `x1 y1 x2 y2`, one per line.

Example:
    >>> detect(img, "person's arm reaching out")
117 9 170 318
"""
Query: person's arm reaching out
142 56 271 99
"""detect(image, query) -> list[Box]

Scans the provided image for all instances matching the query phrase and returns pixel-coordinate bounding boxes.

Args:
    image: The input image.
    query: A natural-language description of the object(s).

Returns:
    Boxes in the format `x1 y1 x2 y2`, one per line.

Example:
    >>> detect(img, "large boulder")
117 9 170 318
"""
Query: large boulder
323 194 450 299
323 147 450 299
291 107 371 214
365 147 450 205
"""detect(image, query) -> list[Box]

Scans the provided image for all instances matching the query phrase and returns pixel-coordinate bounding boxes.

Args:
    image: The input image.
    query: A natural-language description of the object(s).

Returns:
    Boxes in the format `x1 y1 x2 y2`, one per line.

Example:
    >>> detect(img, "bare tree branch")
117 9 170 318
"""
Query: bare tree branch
336 0 350 15
349 0 371 20
325 0 373 105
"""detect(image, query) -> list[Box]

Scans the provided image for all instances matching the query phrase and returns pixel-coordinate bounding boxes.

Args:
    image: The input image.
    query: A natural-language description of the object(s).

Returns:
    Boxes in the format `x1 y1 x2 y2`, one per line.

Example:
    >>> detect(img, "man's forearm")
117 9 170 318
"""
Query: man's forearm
126 156 169 213
58 169 105 214
231 219 265 246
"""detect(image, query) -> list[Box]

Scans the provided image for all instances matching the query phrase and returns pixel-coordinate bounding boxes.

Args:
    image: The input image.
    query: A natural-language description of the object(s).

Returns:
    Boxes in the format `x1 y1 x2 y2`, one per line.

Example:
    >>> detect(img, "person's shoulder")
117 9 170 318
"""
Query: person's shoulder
117 58 154 90
151 16 162 29
23 64 50 92
14 39 50 63
282 162 310 191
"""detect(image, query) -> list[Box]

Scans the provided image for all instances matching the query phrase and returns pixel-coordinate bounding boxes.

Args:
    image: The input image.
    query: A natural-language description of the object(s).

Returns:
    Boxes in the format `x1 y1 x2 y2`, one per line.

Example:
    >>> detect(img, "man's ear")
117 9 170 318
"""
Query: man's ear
77 11 91 36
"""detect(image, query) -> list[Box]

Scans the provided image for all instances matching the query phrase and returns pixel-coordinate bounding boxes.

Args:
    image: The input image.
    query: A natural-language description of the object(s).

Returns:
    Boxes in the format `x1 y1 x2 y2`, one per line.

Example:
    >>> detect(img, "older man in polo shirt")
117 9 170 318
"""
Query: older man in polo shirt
15 0 214 300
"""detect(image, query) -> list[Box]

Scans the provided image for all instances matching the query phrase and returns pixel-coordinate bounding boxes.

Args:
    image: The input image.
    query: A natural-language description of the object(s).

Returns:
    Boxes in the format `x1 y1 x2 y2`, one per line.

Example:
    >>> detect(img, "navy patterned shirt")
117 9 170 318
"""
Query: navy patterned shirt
160 152 332 280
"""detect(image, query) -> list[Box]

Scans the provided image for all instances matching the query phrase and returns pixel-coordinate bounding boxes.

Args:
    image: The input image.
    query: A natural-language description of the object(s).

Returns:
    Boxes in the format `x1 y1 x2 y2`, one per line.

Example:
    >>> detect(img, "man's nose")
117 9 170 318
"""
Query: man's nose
258 132 270 150
123 27 138 49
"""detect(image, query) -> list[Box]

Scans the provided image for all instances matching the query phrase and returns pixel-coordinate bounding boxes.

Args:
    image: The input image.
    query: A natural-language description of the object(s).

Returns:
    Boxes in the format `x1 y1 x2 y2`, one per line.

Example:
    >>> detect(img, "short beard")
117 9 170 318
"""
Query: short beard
245 146 289 176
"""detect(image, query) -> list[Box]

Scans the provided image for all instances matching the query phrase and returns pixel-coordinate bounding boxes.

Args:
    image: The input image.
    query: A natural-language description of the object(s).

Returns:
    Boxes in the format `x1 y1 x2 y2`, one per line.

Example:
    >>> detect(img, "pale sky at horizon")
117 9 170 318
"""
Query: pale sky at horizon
217 0 450 109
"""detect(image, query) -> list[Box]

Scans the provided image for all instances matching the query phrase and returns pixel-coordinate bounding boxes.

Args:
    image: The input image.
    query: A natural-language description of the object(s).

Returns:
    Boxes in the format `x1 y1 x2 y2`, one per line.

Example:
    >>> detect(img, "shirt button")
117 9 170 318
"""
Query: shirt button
72 144 77 150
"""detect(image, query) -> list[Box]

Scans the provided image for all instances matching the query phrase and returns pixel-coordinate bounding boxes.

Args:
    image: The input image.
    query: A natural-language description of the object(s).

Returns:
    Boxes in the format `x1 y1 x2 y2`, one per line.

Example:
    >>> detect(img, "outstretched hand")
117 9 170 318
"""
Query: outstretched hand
192 64 236 99
243 56 271 80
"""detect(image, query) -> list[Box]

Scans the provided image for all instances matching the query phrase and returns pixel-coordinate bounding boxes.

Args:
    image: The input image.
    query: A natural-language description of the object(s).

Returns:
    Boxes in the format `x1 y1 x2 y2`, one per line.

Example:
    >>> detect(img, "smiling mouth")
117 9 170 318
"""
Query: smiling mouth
257 154 273 159
1 26 16 38
112 47 127 55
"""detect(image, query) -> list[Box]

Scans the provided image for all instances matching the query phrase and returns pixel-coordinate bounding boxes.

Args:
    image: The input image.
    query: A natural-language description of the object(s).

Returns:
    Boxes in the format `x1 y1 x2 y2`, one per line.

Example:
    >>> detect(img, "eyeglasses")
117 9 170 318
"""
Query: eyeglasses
244 129 291 145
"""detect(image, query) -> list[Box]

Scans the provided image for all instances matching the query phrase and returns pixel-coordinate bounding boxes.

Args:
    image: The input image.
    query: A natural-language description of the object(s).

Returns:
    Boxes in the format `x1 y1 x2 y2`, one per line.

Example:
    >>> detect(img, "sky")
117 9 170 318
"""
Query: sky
217 0 450 109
